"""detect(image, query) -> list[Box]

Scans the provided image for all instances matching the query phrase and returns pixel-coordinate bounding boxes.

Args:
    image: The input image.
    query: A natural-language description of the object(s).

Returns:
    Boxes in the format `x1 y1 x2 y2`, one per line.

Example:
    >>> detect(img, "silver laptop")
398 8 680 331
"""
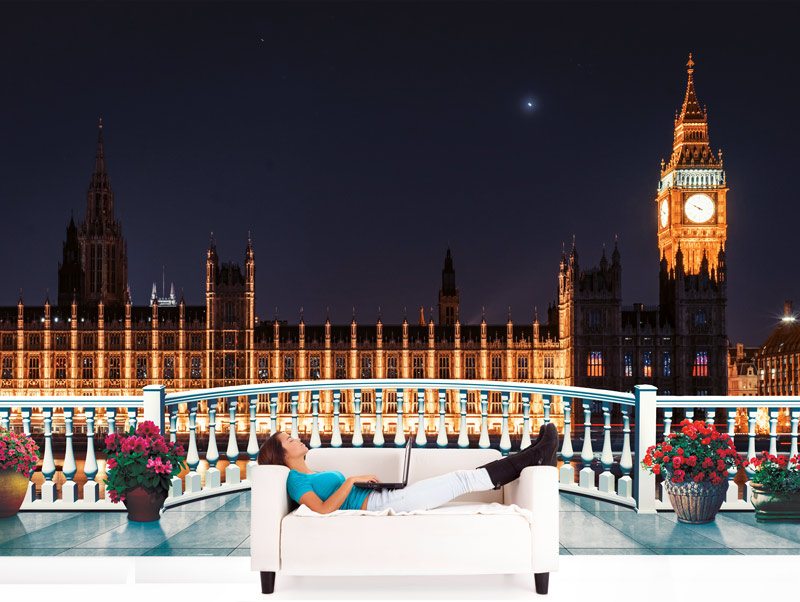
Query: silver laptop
354 437 413 490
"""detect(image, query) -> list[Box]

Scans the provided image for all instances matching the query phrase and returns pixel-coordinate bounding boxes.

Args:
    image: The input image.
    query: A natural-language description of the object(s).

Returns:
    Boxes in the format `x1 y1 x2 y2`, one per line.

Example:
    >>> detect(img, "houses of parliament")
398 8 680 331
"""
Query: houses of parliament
0 57 729 433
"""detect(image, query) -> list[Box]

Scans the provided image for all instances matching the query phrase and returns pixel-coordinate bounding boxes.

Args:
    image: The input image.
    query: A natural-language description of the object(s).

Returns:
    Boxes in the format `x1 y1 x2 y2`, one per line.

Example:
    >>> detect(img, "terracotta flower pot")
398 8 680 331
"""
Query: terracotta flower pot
0 468 30 518
122 486 168 522
750 484 800 522
663 478 728 524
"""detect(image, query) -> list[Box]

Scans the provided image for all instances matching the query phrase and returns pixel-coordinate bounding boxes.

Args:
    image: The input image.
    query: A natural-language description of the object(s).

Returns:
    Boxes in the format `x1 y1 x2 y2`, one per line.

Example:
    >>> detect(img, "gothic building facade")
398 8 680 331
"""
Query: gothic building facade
0 56 729 436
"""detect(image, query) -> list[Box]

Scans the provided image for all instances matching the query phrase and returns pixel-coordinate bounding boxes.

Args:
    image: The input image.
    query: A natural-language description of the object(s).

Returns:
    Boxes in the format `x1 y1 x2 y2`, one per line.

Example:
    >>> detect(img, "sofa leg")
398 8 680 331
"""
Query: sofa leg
260 571 276 594
534 572 549 595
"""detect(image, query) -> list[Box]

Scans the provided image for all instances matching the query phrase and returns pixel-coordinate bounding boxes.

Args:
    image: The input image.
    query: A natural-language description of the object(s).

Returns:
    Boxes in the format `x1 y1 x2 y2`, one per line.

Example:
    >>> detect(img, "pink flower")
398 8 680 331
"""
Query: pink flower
104 433 120 452
106 457 117 470
121 436 149 455
146 457 172 475
136 421 160 439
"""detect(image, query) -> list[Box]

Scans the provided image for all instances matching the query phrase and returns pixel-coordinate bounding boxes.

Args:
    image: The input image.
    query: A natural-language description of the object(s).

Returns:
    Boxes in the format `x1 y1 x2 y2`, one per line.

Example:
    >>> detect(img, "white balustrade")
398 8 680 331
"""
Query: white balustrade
246 395 259 481
499 392 511 453
352 389 363 447
310 391 321 449
478 391 489 448
374 389 384 447
457 389 469 448
415 389 427 446
559 401 574 486
226 397 241 484
206 401 221 488
436 389 447 447
598 403 614 494
394 389 405 446
579 401 595 489
520 393 531 450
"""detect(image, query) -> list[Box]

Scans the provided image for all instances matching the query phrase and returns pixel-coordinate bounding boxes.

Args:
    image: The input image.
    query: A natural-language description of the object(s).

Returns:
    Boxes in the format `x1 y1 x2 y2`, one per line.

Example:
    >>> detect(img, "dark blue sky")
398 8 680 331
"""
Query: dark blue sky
1 2 798 345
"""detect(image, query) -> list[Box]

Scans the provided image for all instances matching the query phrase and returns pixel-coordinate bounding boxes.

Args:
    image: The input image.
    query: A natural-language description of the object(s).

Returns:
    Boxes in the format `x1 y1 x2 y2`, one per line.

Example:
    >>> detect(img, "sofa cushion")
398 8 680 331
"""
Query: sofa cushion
279 508 533 575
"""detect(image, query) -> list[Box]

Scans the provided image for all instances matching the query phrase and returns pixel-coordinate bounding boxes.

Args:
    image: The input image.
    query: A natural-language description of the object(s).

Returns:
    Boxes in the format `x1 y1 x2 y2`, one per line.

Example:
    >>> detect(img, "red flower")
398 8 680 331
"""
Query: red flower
686 455 697 467
693 472 705 483
104 433 120 452
662 444 673 452
672 469 685 483
676 448 685 456
701 438 711 445
652 464 661 475
716 460 726 472
672 456 683 468
106 457 117 470
654 450 664 459
136 420 161 439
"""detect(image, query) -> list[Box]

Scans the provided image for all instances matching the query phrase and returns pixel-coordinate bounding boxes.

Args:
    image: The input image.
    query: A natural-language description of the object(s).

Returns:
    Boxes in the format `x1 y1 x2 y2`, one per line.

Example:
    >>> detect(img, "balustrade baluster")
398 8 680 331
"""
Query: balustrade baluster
559 400 574 485
437 389 448 447
579 401 595 489
618 406 633 498
185 401 201 493
744 408 757 502
206 401 221 488
226 397 241 484
415 389 427 446
21 408 30 436
106 407 116 437
663 407 673 437
310 391 322 449
352 389 363 447
598 403 615 494
769 408 779 456
685 408 694 422
725 408 739 504
458 389 469 448
0 407 8 430
269 393 278 435
520 394 531 450
246 395 259 482
290 393 299 440
543 395 551 425
791 410 800 459
127 406 138 433
168 405 182 498
41 408 57 503
499 392 511 453
478 391 489 449
83 408 99 503
374 389 385 447
61 407 77 503
394 389 405 446
331 391 342 447
169 406 178 444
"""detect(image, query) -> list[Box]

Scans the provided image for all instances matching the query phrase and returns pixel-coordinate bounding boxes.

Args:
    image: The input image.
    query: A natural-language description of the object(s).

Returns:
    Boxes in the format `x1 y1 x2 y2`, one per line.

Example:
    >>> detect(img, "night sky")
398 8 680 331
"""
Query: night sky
1 2 798 346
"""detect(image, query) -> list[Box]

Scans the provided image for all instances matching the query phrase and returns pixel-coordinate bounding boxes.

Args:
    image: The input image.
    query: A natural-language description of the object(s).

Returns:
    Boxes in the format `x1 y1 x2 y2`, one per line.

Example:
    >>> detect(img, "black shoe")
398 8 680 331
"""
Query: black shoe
476 424 559 489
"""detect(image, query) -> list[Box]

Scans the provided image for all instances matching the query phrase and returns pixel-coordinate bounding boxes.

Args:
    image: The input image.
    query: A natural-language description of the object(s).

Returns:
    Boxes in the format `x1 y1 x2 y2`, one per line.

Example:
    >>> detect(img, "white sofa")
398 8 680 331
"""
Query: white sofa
250 446 559 595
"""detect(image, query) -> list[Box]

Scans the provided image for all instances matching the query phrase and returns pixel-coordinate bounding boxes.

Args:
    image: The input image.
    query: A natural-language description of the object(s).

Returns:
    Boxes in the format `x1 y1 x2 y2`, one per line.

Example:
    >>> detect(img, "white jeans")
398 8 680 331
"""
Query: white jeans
364 468 495 512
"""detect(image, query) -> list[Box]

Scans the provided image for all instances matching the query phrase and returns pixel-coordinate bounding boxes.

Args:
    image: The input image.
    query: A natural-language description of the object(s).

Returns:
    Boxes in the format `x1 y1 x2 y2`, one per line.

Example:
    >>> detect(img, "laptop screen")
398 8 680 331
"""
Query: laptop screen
402 438 413 484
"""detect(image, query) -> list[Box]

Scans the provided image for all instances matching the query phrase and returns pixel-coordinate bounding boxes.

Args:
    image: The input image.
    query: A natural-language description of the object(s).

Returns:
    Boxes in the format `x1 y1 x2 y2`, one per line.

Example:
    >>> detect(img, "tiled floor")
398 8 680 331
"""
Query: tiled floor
1 490 800 556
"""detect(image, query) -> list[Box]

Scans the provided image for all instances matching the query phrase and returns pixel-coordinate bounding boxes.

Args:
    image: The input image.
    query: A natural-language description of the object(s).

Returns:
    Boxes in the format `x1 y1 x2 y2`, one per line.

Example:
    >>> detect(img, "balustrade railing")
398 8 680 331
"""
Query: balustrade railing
1 380 799 515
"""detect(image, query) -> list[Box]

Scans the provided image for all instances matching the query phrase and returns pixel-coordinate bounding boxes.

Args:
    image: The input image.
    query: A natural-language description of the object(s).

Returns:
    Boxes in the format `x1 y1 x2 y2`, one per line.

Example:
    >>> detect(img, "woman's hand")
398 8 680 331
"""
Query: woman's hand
348 474 379 484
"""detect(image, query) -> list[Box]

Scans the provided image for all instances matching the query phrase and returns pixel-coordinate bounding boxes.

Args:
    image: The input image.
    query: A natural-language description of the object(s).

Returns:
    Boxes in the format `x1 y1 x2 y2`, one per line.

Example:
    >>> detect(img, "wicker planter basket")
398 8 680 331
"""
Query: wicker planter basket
663 478 728 524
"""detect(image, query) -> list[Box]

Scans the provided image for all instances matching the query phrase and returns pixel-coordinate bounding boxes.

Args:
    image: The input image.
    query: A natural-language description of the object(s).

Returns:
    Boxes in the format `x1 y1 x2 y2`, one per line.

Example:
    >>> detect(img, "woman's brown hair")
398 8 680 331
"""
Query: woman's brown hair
257 431 287 466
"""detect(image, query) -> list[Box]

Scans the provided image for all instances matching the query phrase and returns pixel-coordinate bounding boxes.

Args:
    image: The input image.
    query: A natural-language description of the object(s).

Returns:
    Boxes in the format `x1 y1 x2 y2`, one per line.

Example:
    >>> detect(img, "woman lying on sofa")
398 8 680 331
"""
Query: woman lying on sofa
257 424 558 515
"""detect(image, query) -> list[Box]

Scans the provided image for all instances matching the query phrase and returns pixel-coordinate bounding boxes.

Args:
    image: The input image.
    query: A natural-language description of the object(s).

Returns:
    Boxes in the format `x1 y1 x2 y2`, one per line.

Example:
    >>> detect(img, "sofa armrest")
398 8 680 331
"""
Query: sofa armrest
503 465 559 573
250 464 291 573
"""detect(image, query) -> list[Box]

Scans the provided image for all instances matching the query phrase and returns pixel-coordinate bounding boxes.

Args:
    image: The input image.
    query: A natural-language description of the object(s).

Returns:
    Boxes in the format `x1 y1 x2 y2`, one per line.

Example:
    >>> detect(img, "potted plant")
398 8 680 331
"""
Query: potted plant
642 419 743 523
103 420 186 521
744 452 800 522
0 427 40 518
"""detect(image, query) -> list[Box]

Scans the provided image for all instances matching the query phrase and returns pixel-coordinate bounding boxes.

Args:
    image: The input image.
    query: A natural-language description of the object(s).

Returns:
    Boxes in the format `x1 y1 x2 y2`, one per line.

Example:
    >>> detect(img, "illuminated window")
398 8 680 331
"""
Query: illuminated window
361 355 372 378
283 356 295 380
2 356 13 379
662 351 672 377
82 356 94 380
643 351 653 378
225 355 236 379
438 356 450 379
335 356 346 379
587 351 604 377
693 351 709 377
517 356 529 380
310 355 320 379
136 356 147 379
55 356 67 381
109 356 121 380
544 356 554 380
413 355 424 378
258 356 269 380
465 355 477 379
624 353 633 377
190 356 202 379
163 356 174 379
27 356 40 380
491 355 502 380
387 356 398 378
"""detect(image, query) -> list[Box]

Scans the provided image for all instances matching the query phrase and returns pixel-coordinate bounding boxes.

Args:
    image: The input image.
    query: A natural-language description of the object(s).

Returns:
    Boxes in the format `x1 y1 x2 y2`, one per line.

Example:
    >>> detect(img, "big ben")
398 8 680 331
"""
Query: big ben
656 53 727 275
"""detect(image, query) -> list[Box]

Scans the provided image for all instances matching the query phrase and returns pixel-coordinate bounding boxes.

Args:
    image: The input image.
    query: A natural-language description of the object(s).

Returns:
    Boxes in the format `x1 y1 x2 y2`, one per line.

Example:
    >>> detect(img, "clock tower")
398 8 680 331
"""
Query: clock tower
656 54 727 275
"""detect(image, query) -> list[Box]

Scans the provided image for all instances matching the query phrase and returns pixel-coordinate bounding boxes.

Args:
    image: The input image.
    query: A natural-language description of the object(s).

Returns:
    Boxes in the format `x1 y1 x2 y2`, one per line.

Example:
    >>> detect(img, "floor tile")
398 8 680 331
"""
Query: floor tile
559 510 641 548
74 512 207 548
0 547 70 556
57 547 154 556
166 493 243 512
733 548 800 555
228 547 251 557
157 509 250 548
651 548 743 555
567 547 655 555
143 545 235 556
658 512 800 549
723 512 800 545
592 511 725 549
0 513 128 549
0 512 82 545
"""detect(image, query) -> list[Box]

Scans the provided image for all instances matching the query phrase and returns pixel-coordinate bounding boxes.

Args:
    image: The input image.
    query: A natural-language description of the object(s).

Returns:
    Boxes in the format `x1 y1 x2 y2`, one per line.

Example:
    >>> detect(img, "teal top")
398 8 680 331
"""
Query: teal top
286 469 371 511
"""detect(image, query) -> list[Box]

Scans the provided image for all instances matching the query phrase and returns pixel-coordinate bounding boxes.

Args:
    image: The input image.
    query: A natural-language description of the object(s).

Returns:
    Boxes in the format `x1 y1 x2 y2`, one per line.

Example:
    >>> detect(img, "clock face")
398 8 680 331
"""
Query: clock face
684 193 715 223
660 199 669 228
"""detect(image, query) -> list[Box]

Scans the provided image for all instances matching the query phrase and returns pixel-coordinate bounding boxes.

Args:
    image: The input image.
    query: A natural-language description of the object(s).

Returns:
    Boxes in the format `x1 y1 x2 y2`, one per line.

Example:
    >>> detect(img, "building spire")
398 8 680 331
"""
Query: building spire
95 117 106 175
678 52 705 123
